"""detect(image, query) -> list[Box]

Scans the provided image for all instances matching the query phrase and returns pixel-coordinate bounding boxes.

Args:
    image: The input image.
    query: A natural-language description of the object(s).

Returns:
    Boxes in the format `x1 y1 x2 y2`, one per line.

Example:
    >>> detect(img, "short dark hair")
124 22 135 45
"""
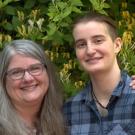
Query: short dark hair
72 12 118 41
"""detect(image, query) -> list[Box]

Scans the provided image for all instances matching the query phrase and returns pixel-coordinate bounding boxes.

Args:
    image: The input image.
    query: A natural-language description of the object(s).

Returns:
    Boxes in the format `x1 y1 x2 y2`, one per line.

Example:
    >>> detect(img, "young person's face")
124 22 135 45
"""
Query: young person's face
73 21 122 75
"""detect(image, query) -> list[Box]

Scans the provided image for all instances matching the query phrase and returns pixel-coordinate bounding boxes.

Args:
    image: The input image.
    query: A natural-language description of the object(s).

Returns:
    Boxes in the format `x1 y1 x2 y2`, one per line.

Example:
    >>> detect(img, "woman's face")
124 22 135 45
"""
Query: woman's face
6 54 49 107
73 21 121 75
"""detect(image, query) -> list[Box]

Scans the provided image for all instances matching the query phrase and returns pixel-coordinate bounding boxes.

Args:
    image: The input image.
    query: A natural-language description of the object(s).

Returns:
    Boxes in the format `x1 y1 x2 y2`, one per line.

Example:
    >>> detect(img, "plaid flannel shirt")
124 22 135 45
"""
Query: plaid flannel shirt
63 72 135 135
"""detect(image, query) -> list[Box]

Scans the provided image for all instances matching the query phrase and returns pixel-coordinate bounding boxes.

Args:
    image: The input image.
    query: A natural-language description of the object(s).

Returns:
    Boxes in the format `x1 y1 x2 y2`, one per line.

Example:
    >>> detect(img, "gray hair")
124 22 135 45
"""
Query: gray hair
0 39 66 135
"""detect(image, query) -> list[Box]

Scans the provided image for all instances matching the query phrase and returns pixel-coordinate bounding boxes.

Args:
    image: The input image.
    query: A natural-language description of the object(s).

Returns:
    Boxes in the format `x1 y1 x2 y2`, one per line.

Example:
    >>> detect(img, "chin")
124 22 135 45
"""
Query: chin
23 98 38 102
86 68 104 74
23 94 42 102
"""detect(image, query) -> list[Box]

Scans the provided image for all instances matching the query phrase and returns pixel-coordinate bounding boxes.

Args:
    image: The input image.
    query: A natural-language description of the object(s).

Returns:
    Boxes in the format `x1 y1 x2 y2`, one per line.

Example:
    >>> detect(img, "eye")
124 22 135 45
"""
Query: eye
93 37 104 45
75 41 87 49
7 68 24 76
29 64 43 73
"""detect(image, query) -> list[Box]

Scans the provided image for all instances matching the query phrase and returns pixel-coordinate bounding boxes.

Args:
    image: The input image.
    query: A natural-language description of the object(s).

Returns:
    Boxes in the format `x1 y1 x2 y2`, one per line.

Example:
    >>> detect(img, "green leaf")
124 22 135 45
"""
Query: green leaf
89 0 110 13
3 22 13 31
89 0 99 8
58 2 67 10
62 7 72 18
24 0 36 9
72 6 82 13
38 0 50 3
0 0 19 8
47 23 57 36
53 15 61 22
52 30 64 44
12 16 20 30
98 10 108 15
71 0 83 6
103 3 110 9
52 6 72 22
60 22 70 27
47 4 57 13
5 5 16 15
63 34 73 44
47 4 58 19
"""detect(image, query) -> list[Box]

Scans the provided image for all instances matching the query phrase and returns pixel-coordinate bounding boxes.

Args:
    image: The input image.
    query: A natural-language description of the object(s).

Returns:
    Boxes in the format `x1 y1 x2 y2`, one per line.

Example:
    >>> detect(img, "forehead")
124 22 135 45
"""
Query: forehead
73 21 109 40
8 54 40 69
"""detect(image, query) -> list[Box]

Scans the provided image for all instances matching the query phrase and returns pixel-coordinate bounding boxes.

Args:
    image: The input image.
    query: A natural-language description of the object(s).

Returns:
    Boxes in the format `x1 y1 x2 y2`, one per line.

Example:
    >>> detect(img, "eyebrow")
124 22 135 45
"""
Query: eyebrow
91 35 105 39
75 35 105 43
74 39 85 44
7 63 42 71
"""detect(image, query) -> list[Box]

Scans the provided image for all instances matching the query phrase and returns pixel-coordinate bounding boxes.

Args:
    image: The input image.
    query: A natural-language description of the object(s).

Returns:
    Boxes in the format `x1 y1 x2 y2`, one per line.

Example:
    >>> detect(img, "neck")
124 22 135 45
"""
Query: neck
14 101 42 127
90 67 121 107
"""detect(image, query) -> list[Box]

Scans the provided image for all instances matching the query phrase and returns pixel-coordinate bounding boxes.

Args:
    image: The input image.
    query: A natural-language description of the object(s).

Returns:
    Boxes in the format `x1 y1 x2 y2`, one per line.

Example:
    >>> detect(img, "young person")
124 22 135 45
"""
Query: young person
64 12 135 135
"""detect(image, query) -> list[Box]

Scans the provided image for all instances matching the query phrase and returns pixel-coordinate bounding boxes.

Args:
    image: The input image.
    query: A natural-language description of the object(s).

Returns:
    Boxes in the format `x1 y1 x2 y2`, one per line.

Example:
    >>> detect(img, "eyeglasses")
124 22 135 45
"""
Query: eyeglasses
6 63 46 80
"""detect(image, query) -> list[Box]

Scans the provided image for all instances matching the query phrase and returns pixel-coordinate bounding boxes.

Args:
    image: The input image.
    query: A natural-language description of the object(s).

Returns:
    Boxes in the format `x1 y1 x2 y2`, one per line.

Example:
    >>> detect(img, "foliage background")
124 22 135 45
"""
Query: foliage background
0 0 135 99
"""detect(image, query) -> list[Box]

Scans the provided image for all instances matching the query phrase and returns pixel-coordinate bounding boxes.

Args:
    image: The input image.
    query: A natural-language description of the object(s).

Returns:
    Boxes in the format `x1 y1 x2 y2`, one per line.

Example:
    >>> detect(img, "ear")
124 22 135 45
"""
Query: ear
114 37 122 54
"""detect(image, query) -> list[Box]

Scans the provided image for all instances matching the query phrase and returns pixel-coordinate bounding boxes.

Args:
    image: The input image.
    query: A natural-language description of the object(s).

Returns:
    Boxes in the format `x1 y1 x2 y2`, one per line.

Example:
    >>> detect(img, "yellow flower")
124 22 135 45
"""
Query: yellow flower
55 52 59 58
118 21 122 27
128 24 132 30
0 34 3 42
122 31 133 45
45 50 50 56
74 81 84 88
36 18 44 31
121 2 127 9
17 25 27 37
73 61 77 68
31 10 40 21
132 13 135 17
131 17 135 25
63 52 70 59
64 64 69 72
50 52 54 61
17 11 24 21
5 35 11 42
28 19 34 28
122 11 130 19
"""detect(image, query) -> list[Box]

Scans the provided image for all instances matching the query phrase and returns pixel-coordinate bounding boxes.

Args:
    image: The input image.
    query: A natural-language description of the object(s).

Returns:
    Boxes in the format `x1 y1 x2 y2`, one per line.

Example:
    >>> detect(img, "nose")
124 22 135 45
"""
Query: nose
86 42 96 55
22 71 34 81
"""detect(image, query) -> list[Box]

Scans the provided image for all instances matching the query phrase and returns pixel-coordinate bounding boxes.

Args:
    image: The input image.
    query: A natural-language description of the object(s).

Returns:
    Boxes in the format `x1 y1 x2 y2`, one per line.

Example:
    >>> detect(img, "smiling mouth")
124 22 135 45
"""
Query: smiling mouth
21 85 37 91
85 57 101 63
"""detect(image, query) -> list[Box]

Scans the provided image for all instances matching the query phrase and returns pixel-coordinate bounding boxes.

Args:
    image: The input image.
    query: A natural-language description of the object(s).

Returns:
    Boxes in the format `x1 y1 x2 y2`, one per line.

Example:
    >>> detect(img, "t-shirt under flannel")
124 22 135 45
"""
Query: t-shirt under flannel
63 72 135 135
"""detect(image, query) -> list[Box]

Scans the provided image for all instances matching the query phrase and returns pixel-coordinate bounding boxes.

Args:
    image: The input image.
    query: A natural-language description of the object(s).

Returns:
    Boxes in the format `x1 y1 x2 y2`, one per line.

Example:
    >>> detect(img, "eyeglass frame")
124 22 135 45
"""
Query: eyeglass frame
6 63 47 80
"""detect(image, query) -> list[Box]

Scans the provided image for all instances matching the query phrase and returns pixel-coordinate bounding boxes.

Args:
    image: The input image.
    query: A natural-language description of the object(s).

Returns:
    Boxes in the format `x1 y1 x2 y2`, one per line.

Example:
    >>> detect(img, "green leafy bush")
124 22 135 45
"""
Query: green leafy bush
0 0 134 99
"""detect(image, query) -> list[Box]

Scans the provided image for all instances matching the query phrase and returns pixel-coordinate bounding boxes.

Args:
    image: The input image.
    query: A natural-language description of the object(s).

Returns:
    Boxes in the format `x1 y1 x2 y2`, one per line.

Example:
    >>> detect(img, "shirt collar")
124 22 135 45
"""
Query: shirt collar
82 71 128 103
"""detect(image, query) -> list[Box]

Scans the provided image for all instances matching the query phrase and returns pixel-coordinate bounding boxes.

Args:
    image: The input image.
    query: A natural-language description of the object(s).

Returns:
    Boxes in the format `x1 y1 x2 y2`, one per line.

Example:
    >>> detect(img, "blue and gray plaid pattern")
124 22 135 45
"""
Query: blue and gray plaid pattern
63 72 135 135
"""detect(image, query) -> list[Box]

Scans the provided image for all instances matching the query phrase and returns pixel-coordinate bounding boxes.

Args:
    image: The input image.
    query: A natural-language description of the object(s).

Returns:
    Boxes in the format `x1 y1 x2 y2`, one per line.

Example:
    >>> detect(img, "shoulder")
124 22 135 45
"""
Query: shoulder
118 73 135 106
64 87 86 105
122 73 135 93
0 123 8 135
0 118 12 135
63 84 90 114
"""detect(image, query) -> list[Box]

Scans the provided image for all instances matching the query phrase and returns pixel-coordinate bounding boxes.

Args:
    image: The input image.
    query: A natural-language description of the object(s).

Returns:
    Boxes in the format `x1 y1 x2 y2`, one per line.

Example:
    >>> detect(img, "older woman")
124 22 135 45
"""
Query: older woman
0 40 66 135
